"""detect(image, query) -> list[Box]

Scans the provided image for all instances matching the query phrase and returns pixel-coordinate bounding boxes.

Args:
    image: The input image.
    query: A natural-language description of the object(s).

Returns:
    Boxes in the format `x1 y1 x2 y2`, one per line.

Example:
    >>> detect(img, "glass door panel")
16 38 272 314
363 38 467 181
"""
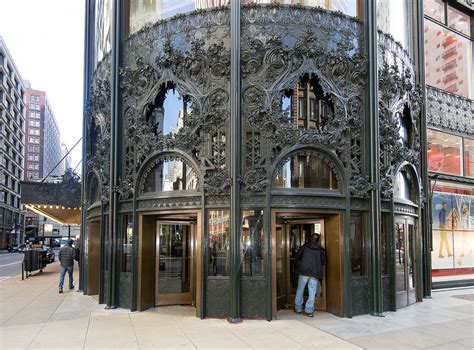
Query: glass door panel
276 225 286 309
155 222 193 305
395 222 406 293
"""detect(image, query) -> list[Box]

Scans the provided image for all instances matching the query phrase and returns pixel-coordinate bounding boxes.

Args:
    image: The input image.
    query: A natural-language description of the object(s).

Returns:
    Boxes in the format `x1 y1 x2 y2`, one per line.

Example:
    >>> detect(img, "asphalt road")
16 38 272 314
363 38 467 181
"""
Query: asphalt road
0 252 25 279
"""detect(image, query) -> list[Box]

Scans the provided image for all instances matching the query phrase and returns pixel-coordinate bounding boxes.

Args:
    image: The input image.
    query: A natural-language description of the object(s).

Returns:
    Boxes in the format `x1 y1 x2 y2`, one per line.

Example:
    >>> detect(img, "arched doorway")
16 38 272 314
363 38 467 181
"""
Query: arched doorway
270 148 347 317
393 164 421 309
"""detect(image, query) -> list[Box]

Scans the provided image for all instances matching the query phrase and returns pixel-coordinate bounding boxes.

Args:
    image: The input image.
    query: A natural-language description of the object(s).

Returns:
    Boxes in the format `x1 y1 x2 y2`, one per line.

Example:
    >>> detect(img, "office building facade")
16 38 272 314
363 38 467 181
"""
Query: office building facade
0 37 26 248
25 87 62 180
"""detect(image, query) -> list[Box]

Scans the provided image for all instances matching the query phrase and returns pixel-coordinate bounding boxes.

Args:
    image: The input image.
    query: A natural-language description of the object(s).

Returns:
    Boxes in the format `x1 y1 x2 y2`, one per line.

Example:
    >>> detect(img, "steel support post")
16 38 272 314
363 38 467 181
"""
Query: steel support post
79 0 96 293
414 0 432 298
363 0 384 317
229 0 242 323
107 0 125 309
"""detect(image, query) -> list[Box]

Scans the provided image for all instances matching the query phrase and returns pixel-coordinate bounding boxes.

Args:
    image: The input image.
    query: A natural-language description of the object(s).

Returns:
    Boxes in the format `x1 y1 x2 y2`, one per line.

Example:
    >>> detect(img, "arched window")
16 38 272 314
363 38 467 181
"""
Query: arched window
395 167 416 201
397 104 412 148
141 156 198 194
273 151 340 190
280 74 334 131
147 82 192 136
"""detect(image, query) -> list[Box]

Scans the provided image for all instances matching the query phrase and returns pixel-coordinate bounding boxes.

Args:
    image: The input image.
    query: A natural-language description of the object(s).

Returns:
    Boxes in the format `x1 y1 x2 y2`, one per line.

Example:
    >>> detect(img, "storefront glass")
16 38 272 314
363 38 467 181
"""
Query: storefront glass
464 138 474 178
241 210 264 277
350 213 365 276
129 0 230 35
241 0 358 17
448 5 471 35
431 184 474 282
208 210 230 276
427 129 462 176
424 21 473 99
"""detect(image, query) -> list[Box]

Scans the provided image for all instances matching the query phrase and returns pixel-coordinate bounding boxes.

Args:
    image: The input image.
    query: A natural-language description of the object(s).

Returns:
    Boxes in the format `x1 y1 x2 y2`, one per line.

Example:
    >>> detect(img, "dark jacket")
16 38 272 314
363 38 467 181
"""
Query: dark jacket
59 246 75 267
296 242 326 280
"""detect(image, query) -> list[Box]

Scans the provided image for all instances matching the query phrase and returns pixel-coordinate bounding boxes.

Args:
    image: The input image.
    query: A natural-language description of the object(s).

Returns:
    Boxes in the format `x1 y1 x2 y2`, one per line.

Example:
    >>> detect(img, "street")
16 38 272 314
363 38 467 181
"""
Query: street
0 252 25 279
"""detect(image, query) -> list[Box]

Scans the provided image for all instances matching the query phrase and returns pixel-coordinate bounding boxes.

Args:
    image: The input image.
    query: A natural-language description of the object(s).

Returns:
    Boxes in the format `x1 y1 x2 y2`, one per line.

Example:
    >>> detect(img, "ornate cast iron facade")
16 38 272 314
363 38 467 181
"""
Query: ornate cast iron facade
83 4 427 319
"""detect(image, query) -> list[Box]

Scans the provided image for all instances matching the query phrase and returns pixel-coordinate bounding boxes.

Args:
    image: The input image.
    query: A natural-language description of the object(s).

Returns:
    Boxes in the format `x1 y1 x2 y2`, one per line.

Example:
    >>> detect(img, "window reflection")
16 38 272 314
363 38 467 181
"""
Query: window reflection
143 158 198 192
241 0 358 17
377 0 411 50
395 169 414 201
241 210 264 277
397 105 412 148
274 152 339 190
121 215 133 273
427 129 462 176
129 0 230 34
208 210 229 276
281 75 333 130
424 21 472 99
350 213 365 277
423 0 445 23
448 5 471 35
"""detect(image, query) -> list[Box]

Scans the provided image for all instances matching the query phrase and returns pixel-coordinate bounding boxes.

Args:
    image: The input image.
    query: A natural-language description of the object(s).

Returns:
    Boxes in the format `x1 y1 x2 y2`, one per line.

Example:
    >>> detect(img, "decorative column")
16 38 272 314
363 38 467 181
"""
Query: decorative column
107 0 125 309
363 0 384 316
414 0 431 298
79 0 96 293
229 0 242 323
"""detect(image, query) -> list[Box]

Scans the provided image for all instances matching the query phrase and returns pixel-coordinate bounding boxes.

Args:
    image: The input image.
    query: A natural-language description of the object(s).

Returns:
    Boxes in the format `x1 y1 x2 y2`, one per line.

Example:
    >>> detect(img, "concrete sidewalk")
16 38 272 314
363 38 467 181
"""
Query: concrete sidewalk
0 263 472 349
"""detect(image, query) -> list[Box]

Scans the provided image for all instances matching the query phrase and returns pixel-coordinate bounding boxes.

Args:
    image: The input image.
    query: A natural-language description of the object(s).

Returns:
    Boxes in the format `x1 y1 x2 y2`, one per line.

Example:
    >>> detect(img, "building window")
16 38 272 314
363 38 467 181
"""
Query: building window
351 213 365 277
427 129 462 176
208 210 230 277
431 184 474 282
241 210 264 277
121 215 133 273
141 157 198 193
464 138 474 178
424 0 445 23
28 128 40 136
273 151 340 190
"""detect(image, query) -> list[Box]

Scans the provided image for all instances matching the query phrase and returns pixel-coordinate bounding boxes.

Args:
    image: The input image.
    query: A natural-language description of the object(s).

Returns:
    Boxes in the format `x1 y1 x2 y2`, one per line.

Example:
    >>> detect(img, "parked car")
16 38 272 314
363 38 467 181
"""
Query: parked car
45 248 55 263
17 244 28 253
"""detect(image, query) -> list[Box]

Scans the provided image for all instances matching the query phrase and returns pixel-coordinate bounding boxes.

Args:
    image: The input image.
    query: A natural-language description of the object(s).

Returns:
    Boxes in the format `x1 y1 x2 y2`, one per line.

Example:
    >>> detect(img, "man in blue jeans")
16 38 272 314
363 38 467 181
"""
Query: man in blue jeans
58 239 75 293
294 233 326 317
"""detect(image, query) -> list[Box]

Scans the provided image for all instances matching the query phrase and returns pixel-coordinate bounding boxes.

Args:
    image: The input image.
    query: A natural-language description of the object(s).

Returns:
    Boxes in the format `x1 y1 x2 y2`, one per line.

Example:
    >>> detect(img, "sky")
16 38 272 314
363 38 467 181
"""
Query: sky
0 0 85 173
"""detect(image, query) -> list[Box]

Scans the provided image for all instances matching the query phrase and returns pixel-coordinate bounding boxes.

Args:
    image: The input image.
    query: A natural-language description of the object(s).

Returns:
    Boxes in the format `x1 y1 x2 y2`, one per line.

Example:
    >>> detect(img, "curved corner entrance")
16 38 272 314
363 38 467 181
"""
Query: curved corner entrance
272 209 344 318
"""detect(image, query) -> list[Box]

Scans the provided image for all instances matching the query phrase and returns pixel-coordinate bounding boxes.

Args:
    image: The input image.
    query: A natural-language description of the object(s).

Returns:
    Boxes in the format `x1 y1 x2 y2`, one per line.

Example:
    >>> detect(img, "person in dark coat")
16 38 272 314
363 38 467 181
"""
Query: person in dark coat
294 233 326 317
58 239 75 293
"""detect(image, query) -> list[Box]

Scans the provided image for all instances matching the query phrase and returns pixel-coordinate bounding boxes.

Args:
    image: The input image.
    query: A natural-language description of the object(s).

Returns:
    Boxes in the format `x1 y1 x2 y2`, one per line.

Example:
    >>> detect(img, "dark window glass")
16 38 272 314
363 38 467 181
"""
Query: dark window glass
121 215 133 273
274 152 340 190
241 210 264 277
351 213 365 276
208 210 229 276
381 213 389 275
395 169 415 201
142 158 198 193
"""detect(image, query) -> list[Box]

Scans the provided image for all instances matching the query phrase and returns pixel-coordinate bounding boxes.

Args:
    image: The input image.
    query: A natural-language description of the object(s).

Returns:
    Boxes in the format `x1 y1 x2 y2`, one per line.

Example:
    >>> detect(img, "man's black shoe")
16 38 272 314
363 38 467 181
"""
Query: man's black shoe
59 289 63 293
304 312 314 317
294 309 302 314
69 285 75 290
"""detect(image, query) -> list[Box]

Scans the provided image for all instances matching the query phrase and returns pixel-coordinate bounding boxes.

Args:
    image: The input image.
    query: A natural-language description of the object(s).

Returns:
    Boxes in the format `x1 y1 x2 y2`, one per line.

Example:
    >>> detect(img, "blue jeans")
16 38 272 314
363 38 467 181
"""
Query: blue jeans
294 275 319 313
58 265 74 290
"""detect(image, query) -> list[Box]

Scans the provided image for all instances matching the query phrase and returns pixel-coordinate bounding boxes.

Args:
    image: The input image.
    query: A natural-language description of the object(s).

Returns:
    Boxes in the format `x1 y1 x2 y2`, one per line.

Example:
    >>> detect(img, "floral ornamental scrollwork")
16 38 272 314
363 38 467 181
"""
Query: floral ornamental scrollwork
378 49 422 199
203 171 231 195
240 9 366 195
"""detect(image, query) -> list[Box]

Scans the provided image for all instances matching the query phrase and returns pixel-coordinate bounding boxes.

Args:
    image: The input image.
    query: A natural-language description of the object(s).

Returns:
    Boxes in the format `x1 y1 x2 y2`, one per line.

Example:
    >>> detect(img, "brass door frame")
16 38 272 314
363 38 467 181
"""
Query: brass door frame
272 208 344 318
137 210 202 315
395 216 417 309
155 221 195 306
